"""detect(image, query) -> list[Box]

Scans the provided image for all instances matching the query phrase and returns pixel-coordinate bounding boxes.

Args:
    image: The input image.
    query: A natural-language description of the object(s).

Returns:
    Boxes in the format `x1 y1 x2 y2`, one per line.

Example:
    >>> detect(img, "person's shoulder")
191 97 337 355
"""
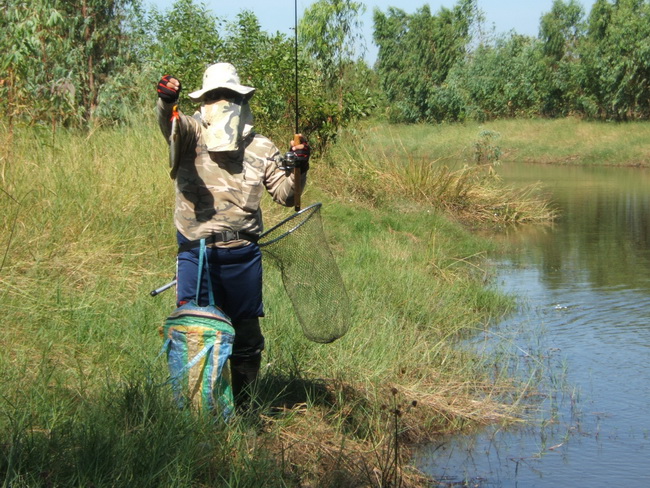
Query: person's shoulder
188 111 202 126
246 133 279 156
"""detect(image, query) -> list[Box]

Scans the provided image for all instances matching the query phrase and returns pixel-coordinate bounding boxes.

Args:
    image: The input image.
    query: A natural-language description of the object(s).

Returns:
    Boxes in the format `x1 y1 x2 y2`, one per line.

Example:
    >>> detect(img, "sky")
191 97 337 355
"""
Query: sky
150 0 596 64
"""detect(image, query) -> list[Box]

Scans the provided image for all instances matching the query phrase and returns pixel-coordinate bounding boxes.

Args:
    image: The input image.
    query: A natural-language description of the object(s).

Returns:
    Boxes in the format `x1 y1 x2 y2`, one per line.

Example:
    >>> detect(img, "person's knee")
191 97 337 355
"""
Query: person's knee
231 317 264 360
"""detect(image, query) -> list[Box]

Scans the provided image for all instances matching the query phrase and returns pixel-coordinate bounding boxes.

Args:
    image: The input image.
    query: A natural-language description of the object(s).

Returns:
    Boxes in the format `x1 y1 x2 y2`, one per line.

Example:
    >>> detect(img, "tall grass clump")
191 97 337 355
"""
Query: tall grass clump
1 369 285 487
1 120 541 486
321 123 556 226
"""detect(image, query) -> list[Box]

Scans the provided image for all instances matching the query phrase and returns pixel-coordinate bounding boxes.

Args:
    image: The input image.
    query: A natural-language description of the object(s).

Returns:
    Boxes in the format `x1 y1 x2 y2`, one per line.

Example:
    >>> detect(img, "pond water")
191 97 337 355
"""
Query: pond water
416 163 650 487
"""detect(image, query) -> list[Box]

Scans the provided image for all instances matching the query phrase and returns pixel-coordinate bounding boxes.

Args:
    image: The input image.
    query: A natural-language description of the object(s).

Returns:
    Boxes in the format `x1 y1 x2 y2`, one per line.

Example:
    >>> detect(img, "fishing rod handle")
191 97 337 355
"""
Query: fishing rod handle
150 279 177 297
293 134 302 211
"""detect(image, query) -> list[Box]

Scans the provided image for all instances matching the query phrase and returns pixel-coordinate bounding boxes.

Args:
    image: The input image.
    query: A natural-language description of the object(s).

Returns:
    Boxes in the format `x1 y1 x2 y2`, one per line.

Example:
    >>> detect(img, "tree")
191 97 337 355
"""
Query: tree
1 0 76 130
295 0 376 149
539 0 585 61
537 0 586 116
299 0 366 109
578 0 650 120
145 0 224 109
221 11 298 137
373 0 477 122
0 0 144 129
442 34 545 121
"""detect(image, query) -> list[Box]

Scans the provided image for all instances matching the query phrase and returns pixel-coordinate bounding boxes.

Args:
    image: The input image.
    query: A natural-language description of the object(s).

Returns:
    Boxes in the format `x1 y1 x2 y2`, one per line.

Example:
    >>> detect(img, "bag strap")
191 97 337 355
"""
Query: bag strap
196 239 215 307
157 338 171 361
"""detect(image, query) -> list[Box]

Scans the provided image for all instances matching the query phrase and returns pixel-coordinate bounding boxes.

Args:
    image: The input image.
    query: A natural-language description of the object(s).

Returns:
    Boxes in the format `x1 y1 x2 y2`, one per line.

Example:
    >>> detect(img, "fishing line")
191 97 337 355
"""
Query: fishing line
292 0 302 211
294 0 299 135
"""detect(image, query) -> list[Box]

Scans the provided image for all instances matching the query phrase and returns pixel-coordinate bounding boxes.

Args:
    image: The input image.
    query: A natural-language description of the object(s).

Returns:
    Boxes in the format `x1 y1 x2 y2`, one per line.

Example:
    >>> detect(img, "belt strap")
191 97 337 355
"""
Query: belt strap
178 231 259 253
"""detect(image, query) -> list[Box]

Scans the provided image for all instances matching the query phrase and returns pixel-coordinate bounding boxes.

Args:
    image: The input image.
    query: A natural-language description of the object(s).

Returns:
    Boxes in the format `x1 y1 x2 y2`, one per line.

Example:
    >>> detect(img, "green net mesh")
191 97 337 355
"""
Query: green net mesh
259 203 350 344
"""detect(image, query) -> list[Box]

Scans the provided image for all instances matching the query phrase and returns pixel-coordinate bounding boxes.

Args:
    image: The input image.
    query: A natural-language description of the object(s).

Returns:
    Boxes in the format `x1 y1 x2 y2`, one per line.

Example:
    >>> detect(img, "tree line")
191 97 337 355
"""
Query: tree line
375 0 650 122
2 0 649 141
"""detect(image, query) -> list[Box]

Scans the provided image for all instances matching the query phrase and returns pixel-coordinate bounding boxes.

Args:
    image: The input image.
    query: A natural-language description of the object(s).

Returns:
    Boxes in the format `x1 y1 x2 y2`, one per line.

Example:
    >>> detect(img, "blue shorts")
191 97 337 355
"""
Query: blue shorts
175 233 264 322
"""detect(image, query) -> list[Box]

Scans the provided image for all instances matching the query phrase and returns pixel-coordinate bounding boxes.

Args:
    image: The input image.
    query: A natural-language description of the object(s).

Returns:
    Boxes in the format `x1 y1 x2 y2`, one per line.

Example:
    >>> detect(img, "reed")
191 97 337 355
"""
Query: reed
321 123 556 225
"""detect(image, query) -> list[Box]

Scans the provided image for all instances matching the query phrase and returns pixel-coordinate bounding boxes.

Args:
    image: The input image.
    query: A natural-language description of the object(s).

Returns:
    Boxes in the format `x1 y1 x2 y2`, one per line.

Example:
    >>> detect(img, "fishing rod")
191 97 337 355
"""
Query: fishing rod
269 0 306 210
293 0 299 138
292 0 302 212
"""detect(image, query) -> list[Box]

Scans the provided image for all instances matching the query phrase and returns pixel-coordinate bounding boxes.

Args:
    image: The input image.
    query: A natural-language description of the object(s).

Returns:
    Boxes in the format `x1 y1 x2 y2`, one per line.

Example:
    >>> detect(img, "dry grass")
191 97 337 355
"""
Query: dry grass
320 124 556 226
250 377 523 487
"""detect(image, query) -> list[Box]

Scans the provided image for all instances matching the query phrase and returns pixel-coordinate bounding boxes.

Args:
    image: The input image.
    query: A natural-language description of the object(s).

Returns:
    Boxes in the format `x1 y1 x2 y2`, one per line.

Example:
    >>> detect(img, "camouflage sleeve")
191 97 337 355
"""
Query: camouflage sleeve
257 136 308 207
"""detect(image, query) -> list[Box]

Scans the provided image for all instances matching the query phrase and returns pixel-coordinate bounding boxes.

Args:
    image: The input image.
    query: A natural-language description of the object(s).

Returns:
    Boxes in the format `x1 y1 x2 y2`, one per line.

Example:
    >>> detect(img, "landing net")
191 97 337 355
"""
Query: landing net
259 203 350 343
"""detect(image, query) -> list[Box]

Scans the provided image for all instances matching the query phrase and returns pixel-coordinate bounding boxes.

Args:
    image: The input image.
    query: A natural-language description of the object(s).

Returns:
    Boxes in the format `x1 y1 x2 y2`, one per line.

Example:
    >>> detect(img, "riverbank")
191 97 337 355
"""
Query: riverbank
0 118 602 486
357 117 650 168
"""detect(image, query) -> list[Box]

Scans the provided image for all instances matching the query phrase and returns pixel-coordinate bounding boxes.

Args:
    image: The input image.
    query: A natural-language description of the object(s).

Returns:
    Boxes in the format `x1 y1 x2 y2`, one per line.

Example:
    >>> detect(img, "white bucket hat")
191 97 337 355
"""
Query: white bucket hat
188 63 255 102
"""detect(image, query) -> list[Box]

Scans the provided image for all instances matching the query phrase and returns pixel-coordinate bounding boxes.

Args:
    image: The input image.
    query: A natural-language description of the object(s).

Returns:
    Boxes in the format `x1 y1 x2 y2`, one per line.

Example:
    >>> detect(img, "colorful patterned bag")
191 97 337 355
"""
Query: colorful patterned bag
159 239 235 418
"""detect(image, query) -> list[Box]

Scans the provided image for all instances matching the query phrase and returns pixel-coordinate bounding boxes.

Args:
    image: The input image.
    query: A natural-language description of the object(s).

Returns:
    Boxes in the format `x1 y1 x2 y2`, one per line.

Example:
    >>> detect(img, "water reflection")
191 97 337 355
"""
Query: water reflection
418 163 650 487
499 164 650 290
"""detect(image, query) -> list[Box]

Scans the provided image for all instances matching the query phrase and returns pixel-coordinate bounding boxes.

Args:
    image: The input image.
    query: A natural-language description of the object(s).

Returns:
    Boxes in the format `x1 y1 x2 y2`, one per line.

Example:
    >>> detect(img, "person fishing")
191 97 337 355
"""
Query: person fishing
156 62 310 410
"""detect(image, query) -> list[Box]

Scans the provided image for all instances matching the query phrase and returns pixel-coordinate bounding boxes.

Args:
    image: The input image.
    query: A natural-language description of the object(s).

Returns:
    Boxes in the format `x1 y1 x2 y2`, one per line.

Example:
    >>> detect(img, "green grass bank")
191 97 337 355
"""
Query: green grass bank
2 117 637 486
360 117 650 168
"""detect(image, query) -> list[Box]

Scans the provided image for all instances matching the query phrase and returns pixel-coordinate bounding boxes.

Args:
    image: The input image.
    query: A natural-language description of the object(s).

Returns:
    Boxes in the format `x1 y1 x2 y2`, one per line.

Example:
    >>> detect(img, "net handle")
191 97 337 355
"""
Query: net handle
259 202 322 248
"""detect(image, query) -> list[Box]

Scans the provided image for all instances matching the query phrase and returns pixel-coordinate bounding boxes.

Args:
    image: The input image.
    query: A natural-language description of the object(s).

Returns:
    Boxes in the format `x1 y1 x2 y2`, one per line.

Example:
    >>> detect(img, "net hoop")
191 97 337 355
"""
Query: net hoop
259 203 322 248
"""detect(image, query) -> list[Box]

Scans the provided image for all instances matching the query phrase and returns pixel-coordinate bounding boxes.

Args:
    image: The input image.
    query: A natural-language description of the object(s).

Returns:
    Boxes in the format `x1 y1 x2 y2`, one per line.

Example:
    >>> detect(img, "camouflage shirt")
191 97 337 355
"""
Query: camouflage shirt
157 99 306 247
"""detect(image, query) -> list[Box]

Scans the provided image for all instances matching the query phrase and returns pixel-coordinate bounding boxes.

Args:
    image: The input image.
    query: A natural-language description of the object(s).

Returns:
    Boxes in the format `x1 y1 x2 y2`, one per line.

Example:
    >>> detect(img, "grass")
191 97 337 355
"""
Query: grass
2 117 622 486
320 122 556 225
356 118 650 168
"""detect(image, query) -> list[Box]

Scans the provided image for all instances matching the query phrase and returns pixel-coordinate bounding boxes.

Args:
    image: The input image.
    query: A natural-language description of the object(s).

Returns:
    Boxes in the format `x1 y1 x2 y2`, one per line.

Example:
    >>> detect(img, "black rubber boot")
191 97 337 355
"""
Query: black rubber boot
230 354 261 412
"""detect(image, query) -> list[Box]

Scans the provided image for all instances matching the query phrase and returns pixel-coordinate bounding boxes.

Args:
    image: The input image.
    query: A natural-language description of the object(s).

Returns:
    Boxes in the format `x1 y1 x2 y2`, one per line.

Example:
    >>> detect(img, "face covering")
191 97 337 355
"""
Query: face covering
200 99 253 152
